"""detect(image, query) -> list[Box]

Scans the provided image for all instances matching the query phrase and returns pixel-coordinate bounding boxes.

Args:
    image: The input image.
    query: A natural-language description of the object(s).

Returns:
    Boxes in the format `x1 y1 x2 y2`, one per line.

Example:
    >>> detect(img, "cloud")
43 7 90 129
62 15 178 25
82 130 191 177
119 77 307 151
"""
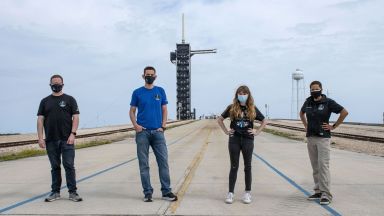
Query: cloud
328 0 374 9
1 0 384 133
290 22 327 35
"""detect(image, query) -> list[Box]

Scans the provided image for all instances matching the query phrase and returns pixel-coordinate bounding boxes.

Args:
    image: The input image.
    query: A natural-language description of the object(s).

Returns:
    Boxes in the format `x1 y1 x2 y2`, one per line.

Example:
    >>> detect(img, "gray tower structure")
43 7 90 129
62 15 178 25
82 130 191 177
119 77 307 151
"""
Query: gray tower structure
170 14 216 120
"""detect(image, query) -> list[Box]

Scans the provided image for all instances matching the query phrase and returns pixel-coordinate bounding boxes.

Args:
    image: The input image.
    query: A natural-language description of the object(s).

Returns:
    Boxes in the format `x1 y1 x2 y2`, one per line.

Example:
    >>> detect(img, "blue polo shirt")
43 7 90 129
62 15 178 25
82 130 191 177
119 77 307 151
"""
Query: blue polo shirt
130 86 168 130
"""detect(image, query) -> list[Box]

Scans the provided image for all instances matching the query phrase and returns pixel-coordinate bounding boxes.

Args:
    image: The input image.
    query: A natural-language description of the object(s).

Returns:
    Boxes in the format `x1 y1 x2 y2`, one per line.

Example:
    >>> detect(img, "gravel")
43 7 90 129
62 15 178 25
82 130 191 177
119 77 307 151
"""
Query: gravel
267 120 384 157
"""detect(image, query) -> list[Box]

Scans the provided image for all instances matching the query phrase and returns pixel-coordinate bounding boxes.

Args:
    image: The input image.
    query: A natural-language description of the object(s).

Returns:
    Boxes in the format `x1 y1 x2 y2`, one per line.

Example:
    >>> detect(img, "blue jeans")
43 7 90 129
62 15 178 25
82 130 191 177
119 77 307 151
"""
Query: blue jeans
46 140 77 193
135 130 171 196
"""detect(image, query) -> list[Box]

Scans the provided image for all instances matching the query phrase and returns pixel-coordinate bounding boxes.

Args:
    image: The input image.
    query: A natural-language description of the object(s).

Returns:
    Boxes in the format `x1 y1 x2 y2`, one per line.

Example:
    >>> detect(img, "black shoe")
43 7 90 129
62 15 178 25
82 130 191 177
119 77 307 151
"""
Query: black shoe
143 194 153 202
162 192 178 201
69 192 83 202
44 192 60 202
320 197 331 205
307 193 322 200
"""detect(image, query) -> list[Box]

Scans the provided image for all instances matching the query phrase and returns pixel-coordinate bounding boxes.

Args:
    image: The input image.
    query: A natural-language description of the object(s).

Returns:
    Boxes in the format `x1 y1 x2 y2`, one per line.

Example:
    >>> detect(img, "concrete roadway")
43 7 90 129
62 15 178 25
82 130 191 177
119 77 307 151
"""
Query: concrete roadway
0 120 383 215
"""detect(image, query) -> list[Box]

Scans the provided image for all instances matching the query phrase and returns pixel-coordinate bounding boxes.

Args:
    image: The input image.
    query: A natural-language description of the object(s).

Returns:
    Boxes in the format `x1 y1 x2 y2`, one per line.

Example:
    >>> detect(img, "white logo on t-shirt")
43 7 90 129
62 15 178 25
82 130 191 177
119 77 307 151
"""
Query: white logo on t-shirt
59 101 66 108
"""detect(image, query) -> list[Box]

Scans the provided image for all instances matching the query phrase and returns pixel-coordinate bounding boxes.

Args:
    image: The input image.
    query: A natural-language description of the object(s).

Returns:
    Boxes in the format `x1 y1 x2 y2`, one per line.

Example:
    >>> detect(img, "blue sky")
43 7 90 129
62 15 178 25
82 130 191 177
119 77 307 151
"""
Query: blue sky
0 0 383 133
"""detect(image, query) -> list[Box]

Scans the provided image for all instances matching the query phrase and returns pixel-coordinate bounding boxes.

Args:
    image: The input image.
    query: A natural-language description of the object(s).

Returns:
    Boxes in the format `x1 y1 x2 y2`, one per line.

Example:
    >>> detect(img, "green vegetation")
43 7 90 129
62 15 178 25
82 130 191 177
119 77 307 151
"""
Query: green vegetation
75 140 113 149
0 139 113 162
262 128 305 141
0 121 195 162
0 149 47 161
0 133 20 136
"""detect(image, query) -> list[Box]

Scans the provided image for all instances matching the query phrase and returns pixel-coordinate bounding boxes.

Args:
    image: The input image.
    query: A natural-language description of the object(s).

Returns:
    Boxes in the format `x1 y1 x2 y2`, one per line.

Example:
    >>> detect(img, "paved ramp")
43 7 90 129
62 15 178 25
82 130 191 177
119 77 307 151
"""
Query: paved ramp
0 120 383 215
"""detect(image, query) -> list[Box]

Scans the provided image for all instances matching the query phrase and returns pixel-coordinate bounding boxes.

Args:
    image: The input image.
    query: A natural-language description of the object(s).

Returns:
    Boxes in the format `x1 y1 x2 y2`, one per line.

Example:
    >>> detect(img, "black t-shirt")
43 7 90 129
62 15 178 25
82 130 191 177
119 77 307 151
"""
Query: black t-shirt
221 104 265 139
300 95 343 138
37 94 80 142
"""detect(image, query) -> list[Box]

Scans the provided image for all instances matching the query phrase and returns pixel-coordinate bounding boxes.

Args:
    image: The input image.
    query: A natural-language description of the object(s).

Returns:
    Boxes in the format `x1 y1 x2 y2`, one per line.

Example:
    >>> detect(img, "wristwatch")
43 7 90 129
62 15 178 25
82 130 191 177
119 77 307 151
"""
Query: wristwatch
161 126 166 131
71 132 77 136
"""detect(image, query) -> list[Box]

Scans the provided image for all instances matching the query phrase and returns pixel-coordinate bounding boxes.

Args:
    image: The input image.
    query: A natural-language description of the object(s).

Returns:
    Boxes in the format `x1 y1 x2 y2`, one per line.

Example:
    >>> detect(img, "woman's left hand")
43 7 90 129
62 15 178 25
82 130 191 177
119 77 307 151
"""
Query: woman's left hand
322 123 335 131
248 128 260 136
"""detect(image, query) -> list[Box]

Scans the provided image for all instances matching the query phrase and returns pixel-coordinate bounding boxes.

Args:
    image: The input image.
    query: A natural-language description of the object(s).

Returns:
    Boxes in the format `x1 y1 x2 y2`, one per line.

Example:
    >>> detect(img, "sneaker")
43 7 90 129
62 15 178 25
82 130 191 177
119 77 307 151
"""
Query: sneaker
162 192 178 201
320 197 331 205
307 193 322 200
225 192 234 204
143 194 153 202
44 192 60 202
242 191 252 204
69 192 83 202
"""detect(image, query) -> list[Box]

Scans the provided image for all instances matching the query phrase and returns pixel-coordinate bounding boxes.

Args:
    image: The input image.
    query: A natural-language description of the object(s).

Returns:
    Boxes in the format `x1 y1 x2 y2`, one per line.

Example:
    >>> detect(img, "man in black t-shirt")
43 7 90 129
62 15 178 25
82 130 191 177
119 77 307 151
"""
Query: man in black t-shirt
301 95 344 138
300 81 348 205
37 74 82 202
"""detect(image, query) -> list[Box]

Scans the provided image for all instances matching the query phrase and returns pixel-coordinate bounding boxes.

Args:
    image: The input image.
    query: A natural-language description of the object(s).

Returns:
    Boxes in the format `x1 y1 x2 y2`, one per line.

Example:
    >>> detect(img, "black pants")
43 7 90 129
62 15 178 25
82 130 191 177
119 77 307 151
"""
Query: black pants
228 135 254 193
46 140 77 193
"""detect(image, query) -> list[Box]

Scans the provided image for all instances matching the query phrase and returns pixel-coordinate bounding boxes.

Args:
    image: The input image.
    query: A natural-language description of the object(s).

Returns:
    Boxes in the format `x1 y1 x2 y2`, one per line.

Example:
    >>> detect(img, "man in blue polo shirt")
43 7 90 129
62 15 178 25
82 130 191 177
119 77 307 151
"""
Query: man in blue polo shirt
129 66 178 202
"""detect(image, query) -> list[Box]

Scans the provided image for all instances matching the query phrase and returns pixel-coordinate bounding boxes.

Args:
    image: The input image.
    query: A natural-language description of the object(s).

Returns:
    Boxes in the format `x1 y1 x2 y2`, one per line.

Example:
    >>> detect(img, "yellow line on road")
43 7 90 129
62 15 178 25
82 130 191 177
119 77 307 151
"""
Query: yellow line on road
168 128 213 214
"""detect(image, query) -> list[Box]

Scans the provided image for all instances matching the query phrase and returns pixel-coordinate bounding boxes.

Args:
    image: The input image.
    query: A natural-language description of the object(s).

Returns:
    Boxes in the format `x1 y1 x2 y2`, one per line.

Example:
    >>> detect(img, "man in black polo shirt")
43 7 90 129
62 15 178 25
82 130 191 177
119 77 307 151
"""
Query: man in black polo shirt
300 80 348 205
37 74 82 202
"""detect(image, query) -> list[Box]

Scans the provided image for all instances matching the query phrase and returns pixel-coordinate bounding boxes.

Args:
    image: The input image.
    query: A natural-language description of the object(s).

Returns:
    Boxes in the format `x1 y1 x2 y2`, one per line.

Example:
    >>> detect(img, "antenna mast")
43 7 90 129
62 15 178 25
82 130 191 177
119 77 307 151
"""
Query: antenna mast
182 13 185 44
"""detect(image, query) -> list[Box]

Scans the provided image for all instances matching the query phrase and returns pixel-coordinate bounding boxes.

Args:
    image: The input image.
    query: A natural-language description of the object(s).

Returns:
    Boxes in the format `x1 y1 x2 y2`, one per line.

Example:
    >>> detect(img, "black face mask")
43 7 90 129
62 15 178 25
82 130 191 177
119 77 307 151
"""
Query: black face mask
50 84 63 93
144 76 156 84
310 90 322 98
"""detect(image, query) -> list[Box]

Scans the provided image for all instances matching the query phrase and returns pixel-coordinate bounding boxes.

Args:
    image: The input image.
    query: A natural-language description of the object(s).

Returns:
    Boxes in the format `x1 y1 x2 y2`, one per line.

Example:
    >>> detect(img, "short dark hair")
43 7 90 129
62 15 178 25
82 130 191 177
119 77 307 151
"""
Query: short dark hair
310 80 322 89
50 74 63 83
143 66 156 74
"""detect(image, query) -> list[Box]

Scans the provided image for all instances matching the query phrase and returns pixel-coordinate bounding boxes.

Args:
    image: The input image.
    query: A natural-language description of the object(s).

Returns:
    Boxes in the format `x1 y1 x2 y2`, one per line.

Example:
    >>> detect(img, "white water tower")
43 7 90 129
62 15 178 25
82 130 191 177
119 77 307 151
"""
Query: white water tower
291 69 306 119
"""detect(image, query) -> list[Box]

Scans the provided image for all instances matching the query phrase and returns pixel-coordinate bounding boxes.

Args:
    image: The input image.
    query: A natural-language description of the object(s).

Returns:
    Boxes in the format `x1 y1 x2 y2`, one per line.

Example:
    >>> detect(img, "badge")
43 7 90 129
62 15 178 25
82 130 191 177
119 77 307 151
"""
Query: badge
318 104 324 111
59 101 66 108
155 94 161 100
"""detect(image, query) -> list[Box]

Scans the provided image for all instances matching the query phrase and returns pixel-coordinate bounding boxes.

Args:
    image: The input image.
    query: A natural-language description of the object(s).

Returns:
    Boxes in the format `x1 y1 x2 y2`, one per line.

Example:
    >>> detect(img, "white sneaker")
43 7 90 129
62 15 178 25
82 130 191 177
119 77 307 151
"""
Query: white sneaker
225 192 234 204
242 191 252 204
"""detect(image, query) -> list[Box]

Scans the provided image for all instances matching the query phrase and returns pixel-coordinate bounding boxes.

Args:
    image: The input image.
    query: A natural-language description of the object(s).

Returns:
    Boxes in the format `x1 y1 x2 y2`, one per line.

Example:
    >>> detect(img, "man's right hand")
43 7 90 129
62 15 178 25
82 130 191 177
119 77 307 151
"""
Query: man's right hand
134 124 145 133
38 139 46 148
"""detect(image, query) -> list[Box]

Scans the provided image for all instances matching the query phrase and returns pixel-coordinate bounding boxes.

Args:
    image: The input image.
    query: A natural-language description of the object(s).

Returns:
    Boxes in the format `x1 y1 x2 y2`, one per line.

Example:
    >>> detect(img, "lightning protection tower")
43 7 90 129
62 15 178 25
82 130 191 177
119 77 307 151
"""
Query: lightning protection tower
170 14 216 120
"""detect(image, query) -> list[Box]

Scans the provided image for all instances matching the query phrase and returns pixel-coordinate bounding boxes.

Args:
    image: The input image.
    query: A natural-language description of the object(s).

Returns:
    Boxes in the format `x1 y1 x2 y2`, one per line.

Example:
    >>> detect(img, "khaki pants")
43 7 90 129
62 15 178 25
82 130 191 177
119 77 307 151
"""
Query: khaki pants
307 137 332 199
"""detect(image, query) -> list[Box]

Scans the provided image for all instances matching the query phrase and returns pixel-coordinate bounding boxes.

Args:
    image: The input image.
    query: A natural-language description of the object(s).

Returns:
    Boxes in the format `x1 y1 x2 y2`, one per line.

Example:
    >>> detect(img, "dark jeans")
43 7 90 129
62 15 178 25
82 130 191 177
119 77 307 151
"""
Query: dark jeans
135 130 171 196
46 140 77 193
228 135 254 193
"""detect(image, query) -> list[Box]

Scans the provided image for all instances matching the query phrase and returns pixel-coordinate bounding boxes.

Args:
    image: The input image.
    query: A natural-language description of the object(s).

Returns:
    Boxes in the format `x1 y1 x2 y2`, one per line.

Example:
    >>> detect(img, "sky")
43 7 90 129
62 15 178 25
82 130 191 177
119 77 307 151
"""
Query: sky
0 0 383 133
